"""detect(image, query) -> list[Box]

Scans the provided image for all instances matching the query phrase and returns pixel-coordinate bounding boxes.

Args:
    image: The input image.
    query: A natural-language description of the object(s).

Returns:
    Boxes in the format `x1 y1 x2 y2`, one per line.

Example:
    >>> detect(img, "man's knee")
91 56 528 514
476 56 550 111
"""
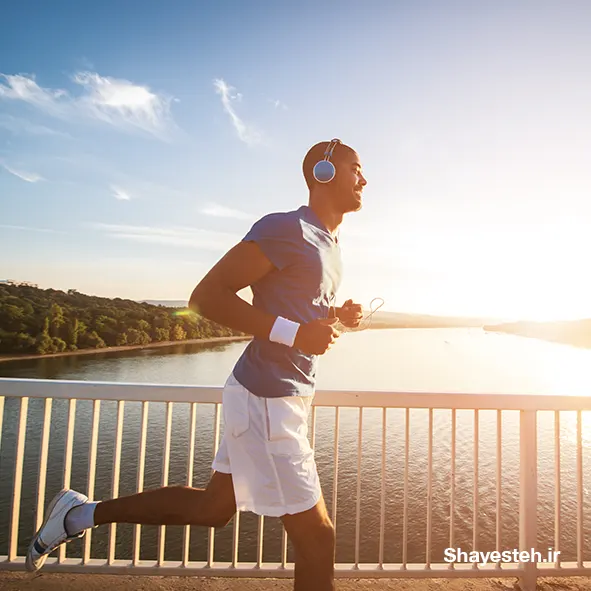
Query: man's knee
190 493 235 528
162 484 235 528
205 508 235 528
291 520 335 561
309 521 335 547
282 497 335 558
292 522 336 564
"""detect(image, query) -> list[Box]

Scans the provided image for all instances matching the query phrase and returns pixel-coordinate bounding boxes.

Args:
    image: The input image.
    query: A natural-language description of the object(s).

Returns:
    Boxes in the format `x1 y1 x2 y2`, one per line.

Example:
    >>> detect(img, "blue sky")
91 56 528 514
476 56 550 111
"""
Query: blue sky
2 0 591 321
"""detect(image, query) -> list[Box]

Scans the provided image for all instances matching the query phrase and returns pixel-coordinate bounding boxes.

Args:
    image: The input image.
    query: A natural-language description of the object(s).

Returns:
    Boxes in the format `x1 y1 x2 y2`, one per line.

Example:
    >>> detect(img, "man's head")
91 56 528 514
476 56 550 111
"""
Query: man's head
302 140 367 214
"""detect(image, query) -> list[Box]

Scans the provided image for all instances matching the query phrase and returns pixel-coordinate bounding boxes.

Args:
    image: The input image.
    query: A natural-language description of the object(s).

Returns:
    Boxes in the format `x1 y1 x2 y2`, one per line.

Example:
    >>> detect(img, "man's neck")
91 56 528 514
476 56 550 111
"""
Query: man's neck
307 198 343 237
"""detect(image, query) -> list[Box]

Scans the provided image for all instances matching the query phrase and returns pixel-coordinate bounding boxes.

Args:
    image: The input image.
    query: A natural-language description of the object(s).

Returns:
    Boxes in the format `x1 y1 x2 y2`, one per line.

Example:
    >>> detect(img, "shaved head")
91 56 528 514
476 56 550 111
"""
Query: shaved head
302 140 357 190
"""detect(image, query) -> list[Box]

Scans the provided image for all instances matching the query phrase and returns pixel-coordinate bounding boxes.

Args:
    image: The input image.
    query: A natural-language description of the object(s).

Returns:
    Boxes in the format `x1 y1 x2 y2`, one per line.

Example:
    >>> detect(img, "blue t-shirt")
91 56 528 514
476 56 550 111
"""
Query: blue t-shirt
232 205 342 398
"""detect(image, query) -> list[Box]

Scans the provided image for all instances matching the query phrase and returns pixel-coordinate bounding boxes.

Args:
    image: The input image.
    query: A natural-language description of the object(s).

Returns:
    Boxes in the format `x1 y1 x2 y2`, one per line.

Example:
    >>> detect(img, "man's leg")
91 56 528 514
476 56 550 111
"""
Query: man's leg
27 472 237 572
281 495 335 591
92 471 236 528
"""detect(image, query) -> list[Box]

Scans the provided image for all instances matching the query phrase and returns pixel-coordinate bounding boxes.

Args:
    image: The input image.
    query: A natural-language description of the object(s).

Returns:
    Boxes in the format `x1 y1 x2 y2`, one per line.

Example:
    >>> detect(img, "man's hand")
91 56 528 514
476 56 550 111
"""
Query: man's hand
294 317 342 355
336 299 363 328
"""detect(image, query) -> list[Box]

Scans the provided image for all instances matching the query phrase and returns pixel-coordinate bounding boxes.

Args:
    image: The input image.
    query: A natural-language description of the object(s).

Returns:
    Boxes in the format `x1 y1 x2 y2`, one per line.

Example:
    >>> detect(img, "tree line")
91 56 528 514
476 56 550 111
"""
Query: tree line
0 284 244 356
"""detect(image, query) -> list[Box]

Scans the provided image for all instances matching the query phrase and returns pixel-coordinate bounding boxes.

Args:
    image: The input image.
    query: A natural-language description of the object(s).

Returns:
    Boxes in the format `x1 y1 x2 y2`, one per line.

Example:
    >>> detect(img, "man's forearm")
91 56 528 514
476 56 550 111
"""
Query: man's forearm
189 287 277 340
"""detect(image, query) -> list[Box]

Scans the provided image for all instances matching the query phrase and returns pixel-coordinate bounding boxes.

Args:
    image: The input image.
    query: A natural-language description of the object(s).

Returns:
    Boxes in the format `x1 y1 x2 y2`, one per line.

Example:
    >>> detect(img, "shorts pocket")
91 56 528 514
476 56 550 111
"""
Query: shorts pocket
223 375 250 438
264 396 312 456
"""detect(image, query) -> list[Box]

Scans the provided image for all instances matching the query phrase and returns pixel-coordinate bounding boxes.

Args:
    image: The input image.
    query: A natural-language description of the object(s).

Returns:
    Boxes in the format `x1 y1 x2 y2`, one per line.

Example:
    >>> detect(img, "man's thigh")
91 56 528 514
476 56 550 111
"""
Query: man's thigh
201 471 237 515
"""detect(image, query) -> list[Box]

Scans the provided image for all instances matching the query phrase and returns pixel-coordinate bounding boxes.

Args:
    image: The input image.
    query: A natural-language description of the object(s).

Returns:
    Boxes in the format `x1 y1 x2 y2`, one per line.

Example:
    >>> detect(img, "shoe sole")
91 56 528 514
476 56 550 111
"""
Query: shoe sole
26 489 71 572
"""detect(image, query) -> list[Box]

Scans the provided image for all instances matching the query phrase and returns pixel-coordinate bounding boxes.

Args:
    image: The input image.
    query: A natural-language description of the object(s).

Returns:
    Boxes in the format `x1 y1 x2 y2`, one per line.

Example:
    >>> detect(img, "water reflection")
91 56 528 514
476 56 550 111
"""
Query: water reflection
2 329 591 564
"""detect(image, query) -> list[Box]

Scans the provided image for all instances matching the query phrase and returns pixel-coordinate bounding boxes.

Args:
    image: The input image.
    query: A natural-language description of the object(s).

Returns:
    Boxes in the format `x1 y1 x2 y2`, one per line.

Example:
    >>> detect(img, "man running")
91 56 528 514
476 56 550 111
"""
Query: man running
27 138 367 591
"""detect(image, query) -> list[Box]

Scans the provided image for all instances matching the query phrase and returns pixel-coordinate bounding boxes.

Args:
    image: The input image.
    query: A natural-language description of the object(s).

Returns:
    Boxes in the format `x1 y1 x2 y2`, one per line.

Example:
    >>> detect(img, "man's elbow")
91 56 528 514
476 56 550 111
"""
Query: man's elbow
188 280 226 316
188 283 211 315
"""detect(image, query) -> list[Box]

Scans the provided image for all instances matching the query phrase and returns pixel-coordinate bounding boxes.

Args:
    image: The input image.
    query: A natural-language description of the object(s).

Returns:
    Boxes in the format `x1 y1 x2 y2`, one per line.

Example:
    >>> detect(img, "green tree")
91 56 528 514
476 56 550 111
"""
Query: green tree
200 319 214 339
0 304 26 333
172 324 187 341
94 315 118 346
85 331 106 349
15 332 36 352
138 330 151 345
49 303 66 339
52 337 67 352
36 317 55 354
154 327 170 342
153 314 171 330
67 318 81 349
125 328 141 346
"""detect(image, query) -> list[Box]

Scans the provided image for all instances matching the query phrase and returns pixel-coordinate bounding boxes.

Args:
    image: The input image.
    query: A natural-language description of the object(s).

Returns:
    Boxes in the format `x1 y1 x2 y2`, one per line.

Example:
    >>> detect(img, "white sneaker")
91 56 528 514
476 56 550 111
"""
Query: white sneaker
26 489 88 572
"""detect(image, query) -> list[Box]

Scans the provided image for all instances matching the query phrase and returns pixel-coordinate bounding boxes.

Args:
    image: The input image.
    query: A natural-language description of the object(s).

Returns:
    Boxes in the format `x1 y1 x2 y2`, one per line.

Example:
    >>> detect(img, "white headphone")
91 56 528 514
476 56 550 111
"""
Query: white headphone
312 138 341 183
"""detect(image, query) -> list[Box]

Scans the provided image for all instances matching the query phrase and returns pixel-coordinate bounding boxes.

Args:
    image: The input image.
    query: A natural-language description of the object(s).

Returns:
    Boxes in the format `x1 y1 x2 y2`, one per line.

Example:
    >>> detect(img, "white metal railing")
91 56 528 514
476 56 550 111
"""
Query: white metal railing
0 378 591 590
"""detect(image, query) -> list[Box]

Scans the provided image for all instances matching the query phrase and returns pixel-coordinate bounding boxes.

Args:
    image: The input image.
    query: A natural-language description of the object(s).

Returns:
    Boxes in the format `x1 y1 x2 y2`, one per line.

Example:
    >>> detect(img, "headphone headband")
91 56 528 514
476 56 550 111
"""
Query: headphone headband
323 138 342 161
313 138 342 183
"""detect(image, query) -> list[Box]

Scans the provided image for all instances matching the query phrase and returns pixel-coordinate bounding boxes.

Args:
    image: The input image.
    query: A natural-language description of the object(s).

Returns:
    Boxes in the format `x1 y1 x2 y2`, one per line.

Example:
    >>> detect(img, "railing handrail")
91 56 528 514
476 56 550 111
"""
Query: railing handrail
0 377 590 410
2 378 591 590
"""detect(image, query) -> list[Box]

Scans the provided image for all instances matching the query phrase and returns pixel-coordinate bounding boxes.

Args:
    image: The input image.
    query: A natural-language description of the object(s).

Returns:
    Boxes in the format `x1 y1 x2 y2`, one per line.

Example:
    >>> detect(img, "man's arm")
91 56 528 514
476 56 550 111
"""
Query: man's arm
189 240 343 355
188 241 277 340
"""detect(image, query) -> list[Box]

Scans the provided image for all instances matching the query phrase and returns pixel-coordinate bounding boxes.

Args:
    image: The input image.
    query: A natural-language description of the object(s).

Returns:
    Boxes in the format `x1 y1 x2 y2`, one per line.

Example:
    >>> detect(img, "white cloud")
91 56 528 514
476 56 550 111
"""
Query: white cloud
111 185 131 200
0 224 61 233
0 113 70 137
270 98 288 110
213 78 261 146
0 72 177 140
1 162 44 183
72 72 175 138
0 73 67 116
200 202 255 220
91 222 241 251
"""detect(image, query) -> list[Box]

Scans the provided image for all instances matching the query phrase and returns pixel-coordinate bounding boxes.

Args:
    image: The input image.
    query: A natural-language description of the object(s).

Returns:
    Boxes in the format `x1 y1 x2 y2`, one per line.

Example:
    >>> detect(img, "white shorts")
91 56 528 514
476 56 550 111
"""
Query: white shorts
212 373 322 517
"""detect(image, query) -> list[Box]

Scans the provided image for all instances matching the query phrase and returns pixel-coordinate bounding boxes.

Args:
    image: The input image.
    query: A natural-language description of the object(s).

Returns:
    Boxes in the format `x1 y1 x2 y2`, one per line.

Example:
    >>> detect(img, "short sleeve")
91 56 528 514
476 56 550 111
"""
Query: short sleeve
242 213 299 271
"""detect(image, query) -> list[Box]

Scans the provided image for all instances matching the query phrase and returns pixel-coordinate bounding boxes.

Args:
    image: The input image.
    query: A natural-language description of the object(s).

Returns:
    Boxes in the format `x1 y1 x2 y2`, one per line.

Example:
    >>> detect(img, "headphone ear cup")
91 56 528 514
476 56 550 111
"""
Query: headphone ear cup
313 160 336 183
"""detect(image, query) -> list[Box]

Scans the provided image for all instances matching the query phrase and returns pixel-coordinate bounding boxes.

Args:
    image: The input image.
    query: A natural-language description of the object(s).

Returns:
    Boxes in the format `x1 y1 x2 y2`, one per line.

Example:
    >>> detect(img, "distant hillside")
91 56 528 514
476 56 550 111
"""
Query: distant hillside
368 310 493 329
139 299 500 330
141 300 188 308
0 285 243 357
140 301 495 329
484 318 591 349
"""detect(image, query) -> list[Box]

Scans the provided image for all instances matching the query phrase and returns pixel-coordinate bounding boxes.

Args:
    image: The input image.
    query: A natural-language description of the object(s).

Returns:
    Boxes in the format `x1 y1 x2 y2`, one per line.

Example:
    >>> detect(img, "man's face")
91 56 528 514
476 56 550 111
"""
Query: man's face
332 150 367 213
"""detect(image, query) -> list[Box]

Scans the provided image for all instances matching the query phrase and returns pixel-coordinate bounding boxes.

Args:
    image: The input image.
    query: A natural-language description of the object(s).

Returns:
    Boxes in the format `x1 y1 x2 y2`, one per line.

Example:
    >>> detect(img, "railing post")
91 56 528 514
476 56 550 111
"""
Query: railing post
519 409 538 591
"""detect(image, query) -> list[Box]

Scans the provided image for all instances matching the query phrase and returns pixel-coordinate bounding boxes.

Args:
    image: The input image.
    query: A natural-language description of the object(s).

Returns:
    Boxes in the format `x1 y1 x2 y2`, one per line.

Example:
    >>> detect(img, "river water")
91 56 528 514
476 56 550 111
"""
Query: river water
1 328 591 565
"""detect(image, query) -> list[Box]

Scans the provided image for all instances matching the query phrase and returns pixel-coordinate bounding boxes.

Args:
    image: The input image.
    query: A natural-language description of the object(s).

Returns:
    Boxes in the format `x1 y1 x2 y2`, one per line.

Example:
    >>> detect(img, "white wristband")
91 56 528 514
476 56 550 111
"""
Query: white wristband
269 316 300 347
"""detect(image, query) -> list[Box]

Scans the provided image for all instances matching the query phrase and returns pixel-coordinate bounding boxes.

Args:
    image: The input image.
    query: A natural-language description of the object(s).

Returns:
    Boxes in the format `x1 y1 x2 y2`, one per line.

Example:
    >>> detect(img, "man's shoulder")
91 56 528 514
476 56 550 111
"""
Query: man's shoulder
251 207 304 235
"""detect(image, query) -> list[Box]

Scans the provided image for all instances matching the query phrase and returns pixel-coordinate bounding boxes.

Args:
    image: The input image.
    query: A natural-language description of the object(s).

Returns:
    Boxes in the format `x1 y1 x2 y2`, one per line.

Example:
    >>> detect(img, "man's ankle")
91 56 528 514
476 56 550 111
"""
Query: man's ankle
65 501 98 535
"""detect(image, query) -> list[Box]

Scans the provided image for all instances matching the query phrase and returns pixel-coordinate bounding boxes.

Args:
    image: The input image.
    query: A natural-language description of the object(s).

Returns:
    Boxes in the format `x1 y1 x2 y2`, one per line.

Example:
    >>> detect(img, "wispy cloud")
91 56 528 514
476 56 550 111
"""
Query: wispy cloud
270 98 288 110
111 185 131 200
1 161 44 183
213 78 261 146
200 202 255 221
72 72 177 139
0 224 61 233
0 72 177 140
91 223 240 251
0 113 70 137
0 73 67 116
